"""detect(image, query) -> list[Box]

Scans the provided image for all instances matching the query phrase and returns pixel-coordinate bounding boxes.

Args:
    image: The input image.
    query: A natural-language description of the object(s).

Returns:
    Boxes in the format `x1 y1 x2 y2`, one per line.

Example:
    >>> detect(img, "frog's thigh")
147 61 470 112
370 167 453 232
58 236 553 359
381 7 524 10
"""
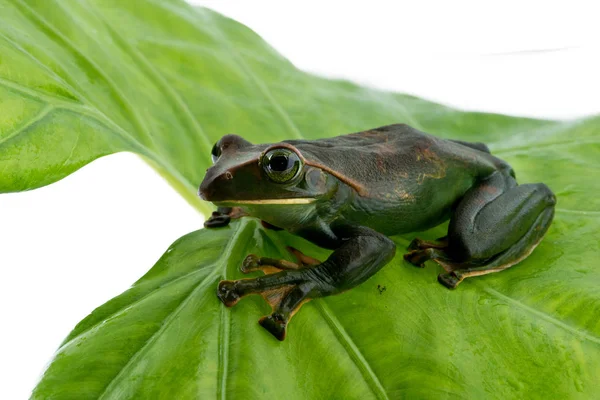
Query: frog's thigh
441 174 556 288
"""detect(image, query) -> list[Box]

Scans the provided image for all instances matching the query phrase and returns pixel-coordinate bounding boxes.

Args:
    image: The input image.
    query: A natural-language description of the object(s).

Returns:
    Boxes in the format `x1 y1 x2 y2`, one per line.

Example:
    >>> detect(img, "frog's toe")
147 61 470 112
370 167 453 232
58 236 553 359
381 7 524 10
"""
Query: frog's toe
241 254 260 274
403 250 427 268
216 280 241 307
437 272 463 289
240 254 302 275
258 313 287 341
204 212 231 228
407 237 448 251
404 248 450 268
407 239 424 252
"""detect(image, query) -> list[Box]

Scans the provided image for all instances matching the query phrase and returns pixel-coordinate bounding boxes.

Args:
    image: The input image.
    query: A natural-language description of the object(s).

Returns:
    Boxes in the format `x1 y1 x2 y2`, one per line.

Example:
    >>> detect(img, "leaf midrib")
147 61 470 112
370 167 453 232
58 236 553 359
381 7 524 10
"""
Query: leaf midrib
3 0 207 211
97 221 250 399
315 301 390 400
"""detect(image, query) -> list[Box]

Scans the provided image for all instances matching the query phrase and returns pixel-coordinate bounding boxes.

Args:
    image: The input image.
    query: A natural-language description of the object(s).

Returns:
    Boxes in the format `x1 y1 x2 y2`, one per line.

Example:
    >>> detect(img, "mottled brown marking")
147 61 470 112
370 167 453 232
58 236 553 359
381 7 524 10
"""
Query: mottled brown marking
394 187 416 202
480 185 499 195
416 147 447 184
375 154 386 173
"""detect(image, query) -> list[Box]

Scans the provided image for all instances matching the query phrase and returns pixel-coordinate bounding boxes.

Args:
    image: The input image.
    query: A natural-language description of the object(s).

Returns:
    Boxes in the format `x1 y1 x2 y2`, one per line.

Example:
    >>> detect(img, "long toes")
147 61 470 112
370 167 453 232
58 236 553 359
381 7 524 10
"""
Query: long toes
407 238 424 251
286 246 321 267
259 313 287 341
403 250 427 268
241 254 260 274
216 280 241 307
437 272 462 289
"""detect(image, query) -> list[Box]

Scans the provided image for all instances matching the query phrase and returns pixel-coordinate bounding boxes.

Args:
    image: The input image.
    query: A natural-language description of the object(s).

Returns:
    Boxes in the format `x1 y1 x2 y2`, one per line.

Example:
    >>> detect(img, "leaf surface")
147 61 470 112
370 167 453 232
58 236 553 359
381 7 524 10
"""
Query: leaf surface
0 0 598 398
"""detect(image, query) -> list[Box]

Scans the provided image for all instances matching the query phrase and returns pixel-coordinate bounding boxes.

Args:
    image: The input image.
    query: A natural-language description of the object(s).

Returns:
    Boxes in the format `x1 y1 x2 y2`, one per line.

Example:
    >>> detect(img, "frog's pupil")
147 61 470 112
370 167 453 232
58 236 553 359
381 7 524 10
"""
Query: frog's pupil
269 155 289 172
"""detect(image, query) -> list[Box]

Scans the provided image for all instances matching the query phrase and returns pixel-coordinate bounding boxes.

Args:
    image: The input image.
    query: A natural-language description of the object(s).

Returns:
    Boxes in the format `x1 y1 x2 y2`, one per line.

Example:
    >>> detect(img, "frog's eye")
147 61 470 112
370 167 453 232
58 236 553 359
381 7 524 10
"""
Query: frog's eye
261 148 302 183
211 142 221 164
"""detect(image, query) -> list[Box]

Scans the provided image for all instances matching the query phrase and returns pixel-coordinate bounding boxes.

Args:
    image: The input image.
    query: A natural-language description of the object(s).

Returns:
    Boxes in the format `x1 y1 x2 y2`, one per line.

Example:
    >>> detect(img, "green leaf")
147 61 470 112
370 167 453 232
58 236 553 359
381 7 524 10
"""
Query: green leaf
0 0 598 398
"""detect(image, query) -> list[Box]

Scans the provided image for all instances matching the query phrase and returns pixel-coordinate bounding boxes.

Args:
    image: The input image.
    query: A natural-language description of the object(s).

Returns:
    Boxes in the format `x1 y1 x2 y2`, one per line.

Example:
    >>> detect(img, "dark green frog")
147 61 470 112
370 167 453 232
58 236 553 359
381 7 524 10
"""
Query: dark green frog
199 124 556 340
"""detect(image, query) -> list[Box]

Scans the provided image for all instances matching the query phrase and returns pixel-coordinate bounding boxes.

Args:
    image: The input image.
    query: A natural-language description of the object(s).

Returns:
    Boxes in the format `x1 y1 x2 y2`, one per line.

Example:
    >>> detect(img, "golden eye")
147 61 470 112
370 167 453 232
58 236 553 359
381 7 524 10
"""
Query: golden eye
261 148 302 183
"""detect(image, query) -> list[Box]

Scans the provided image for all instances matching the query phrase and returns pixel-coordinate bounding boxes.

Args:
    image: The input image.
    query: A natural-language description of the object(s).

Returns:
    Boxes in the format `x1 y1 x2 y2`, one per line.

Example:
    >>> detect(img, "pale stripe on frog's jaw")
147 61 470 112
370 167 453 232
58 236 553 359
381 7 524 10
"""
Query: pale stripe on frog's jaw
216 198 316 205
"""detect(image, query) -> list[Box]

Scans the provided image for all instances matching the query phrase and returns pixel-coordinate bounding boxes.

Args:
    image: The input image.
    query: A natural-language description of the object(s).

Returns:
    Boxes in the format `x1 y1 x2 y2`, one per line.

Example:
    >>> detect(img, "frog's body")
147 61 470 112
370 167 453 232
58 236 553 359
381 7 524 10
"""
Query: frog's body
199 124 556 340
283 126 502 238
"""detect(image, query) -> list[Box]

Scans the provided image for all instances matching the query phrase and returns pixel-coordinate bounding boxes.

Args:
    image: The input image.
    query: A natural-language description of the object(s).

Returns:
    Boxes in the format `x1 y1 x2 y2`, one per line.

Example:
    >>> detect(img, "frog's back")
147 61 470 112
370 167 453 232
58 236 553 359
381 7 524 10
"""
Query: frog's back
287 124 510 235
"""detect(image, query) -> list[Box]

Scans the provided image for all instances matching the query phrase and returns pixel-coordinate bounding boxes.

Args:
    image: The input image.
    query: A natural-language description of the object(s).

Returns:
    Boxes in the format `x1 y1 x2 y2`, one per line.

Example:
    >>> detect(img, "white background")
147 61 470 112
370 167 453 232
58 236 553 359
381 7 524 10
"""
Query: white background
1 1 598 398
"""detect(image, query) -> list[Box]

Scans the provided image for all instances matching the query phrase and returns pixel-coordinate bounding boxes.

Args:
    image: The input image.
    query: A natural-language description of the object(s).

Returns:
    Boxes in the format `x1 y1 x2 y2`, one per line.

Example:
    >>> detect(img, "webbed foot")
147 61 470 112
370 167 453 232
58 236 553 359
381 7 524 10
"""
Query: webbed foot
437 272 463 289
217 280 241 307
259 314 287 341
216 248 321 340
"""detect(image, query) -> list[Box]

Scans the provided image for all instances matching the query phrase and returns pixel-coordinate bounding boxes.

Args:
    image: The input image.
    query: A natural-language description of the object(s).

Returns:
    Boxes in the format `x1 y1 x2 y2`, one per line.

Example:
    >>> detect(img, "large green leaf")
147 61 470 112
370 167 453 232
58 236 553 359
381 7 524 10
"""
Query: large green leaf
0 0 598 398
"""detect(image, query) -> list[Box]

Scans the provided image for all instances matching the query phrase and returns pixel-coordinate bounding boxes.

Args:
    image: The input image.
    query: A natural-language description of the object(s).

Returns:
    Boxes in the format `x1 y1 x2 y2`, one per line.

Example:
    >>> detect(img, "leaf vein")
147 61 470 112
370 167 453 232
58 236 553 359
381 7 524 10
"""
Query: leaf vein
556 208 600 216
61 263 216 347
86 3 213 156
16 0 157 149
0 104 52 147
97 270 219 399
481 286 600 345
202 11 304 140
315 301 389 400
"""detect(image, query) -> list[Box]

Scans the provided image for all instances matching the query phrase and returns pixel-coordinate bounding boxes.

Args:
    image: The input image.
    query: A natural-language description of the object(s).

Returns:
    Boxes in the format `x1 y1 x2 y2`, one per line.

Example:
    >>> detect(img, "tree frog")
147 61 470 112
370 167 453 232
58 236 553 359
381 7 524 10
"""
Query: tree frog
199 124 556 340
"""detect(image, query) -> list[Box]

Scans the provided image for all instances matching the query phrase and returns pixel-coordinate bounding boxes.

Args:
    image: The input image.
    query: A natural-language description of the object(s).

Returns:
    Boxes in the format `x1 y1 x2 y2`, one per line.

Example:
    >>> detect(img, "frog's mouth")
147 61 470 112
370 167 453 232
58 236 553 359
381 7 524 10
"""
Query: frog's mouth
215 198 316 205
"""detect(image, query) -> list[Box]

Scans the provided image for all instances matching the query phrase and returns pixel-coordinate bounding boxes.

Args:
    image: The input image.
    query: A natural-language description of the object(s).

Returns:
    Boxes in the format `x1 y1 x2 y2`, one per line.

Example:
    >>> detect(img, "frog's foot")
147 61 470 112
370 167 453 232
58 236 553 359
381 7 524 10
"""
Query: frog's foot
403 249 479 288
403 248 450 268
218 247 322 340
204 206 247 228
407 236 448 251
217 277 315 341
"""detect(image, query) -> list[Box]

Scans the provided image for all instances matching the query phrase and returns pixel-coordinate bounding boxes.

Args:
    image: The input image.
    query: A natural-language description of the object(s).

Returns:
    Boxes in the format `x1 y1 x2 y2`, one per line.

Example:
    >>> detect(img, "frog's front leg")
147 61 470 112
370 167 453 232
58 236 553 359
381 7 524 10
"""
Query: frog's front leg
404 170 556 289
204 206 247 228
240 247 320 275
217 226 396 340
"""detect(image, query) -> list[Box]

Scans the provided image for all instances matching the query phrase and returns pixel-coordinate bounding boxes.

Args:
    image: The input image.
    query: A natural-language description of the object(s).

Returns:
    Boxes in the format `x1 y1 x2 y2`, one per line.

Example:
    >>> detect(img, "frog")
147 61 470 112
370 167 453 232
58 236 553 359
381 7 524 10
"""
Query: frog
198 124 556 341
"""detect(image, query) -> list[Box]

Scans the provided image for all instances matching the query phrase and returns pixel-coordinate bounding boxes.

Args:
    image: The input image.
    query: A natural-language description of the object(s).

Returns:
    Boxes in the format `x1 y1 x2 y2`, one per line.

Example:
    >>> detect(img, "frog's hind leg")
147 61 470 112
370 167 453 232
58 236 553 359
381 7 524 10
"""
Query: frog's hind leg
405 170 556 289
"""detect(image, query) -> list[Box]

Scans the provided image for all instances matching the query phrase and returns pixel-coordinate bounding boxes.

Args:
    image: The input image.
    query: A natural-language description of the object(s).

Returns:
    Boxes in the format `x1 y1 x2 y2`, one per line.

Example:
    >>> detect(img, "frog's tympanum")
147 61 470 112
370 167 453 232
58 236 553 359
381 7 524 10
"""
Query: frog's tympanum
199 124 556 340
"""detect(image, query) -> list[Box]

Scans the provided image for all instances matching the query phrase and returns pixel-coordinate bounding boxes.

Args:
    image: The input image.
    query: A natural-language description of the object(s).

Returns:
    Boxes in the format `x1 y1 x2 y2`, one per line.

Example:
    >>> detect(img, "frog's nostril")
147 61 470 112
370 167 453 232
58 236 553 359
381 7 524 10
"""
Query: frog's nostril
225 171 233 180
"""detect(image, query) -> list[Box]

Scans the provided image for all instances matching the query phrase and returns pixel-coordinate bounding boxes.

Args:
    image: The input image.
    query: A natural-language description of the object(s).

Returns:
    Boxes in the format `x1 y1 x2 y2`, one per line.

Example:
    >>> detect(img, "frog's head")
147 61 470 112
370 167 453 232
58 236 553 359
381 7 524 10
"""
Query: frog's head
198 134 340 208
